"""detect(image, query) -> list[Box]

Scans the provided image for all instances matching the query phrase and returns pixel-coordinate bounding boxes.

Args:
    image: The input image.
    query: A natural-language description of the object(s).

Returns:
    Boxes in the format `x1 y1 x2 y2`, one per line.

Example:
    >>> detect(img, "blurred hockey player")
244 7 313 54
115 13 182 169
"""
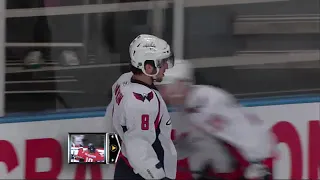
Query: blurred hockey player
112 34 177 180
155 60 277 180
76 143 104 162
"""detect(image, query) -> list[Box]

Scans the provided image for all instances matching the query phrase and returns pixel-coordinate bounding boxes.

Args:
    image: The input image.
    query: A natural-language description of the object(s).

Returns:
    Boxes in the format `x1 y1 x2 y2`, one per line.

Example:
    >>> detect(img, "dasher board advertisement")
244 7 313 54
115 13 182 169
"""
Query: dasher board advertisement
0 102 319 179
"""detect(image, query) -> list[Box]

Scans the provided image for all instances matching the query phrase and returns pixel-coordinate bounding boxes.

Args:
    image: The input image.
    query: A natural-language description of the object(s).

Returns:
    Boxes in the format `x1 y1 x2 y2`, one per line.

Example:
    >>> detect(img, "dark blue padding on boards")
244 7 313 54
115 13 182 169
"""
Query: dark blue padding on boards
0 94 319 124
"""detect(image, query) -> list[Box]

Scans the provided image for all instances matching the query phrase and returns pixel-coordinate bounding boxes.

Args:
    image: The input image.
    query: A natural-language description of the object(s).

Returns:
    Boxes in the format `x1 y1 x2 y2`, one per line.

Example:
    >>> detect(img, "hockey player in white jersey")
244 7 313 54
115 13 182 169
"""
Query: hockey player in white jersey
112 34 177 180
155 60 277 180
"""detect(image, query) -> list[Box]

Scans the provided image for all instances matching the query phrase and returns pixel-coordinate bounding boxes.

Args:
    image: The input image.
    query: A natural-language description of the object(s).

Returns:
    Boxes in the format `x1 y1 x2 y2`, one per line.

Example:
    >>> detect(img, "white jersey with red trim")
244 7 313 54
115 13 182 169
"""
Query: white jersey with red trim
105 72 133 132
182 85 276 162
112 78 177 179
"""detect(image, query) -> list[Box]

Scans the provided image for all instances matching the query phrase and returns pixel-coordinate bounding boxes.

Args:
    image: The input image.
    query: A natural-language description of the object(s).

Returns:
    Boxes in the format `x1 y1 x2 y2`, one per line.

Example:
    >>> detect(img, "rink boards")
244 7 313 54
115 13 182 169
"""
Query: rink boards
0 98 319 179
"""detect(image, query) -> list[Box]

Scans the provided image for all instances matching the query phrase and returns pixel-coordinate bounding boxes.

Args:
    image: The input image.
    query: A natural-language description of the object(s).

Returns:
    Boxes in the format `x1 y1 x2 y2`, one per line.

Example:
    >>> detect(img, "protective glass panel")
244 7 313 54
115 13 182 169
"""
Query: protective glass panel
5 0 172 113
183 0 320 99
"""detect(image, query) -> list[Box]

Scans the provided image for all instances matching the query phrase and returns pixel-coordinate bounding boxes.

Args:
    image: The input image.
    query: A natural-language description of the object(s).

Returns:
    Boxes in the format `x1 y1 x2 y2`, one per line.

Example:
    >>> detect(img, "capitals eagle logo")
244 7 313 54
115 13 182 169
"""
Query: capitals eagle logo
133 92 154 102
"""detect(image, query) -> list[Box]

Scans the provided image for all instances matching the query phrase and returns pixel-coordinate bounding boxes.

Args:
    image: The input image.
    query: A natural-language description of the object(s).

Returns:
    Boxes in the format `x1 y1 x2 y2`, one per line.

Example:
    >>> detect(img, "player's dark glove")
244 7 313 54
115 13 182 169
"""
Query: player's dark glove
160 178 173 180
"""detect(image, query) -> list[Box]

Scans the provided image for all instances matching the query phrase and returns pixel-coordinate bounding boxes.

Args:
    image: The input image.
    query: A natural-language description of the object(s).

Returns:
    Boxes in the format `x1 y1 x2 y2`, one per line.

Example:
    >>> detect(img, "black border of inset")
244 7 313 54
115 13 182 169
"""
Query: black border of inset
106 133 121 164
68 132 107 164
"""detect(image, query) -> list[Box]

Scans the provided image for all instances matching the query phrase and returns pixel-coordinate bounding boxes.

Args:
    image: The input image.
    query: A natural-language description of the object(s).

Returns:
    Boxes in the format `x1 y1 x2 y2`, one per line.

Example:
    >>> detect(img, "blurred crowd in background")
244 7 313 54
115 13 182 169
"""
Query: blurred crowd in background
4 0 320 114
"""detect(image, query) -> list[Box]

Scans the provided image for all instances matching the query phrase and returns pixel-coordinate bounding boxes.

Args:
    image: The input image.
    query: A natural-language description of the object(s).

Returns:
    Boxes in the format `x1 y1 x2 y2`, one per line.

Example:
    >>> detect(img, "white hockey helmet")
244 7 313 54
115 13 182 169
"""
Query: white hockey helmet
129 34 174 77
155 59 194 85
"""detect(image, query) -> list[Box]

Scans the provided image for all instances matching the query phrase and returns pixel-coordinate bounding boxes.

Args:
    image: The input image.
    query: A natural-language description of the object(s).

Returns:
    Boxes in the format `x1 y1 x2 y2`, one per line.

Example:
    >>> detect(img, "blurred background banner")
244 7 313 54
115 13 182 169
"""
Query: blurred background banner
2 0 320 115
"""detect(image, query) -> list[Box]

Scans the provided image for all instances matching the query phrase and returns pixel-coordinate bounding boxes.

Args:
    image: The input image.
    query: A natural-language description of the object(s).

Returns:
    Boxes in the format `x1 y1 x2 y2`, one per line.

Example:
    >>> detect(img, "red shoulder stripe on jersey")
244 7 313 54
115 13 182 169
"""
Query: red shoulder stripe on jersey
116 92 124 105
114 84 120 96
115 84 124 105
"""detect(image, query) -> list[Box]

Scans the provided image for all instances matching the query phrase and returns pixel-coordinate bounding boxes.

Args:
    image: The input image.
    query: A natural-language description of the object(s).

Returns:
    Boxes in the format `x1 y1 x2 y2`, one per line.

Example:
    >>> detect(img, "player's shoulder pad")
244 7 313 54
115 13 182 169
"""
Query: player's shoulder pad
121 83 158 108
112 72 133 89
118 72 133 82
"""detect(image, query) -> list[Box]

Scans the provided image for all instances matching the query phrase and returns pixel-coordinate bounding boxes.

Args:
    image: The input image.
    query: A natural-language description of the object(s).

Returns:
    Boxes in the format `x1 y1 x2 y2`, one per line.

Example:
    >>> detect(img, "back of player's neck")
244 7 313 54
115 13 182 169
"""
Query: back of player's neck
132 74 153 85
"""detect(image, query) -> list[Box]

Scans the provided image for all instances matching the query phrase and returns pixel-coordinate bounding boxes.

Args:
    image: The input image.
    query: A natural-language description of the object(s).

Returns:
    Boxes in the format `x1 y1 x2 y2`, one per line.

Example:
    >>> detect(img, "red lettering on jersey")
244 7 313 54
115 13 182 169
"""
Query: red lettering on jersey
114 84 124 105
141 114 150 130
116 93 123 105
114 84 120 96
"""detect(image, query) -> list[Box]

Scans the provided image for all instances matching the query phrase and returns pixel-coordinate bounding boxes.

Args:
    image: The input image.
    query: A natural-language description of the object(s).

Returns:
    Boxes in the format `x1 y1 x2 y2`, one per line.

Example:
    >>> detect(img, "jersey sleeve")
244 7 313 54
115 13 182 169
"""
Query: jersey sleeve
104 101 115 132
122 97 166 179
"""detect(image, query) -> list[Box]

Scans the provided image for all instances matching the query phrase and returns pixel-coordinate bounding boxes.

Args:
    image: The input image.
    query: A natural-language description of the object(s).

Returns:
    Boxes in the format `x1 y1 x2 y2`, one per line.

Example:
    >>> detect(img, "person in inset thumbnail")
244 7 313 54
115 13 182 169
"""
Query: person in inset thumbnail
76 143 105 163
72 135 84 147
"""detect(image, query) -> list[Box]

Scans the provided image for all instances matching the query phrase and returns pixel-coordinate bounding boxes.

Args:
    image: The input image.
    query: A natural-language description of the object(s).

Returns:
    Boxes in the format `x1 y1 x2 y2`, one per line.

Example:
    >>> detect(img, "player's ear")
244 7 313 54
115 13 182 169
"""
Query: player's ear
144 61 157 75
